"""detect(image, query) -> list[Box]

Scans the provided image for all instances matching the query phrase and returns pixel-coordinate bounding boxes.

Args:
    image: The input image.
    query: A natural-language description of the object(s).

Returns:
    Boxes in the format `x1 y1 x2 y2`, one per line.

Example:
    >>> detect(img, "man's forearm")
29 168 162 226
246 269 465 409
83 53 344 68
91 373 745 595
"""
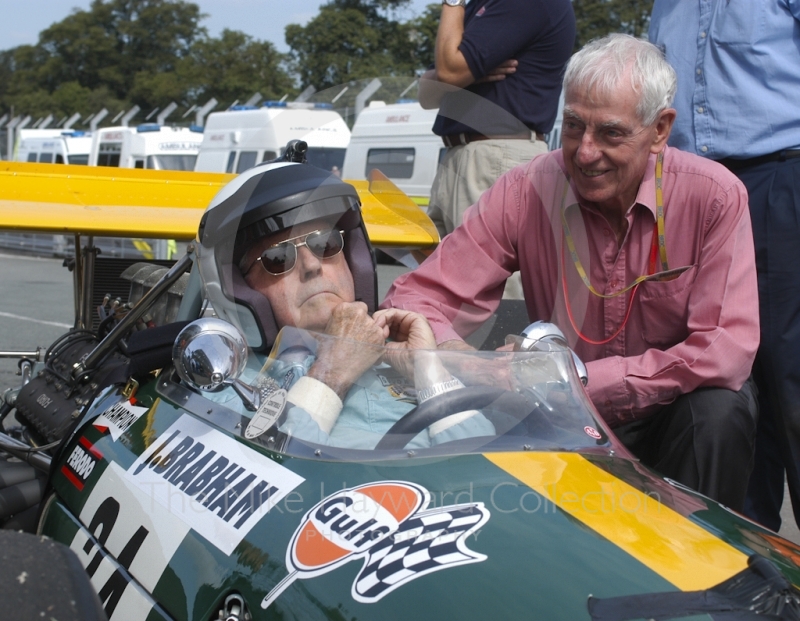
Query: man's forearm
434 4 475 87
418 68 457 110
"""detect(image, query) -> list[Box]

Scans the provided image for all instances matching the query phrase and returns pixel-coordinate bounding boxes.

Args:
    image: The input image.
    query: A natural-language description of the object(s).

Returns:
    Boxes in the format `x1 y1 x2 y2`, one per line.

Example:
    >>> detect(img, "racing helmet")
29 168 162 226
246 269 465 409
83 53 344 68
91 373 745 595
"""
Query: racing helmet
196 160 377 352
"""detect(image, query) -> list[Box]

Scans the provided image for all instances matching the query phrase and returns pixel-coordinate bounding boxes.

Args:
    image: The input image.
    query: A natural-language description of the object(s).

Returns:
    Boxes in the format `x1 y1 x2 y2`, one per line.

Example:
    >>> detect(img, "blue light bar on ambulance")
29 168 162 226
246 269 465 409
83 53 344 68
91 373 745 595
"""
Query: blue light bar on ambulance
136 123 161 133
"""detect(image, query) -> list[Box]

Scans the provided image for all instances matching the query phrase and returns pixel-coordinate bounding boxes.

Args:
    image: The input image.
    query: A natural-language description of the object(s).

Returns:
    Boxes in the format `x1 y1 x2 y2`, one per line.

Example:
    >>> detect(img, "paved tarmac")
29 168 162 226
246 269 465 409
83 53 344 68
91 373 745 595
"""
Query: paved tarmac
1 250 799 545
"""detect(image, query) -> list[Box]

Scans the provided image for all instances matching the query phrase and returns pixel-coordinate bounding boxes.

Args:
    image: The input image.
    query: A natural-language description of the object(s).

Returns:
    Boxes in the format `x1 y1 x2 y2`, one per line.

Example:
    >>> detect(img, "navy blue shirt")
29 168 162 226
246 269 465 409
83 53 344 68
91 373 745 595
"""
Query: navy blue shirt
433 0 575 138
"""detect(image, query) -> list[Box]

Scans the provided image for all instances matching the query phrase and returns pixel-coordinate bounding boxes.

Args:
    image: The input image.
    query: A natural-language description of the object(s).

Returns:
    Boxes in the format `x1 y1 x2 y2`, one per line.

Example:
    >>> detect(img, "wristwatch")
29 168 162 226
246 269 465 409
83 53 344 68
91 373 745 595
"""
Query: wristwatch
442 0 467 6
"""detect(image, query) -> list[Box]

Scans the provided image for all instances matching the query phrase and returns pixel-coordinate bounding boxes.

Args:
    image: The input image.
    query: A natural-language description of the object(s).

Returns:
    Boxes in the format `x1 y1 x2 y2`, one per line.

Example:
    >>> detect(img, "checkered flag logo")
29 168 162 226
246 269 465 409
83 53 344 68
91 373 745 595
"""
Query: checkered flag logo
261 482 491 610
353 502 490 603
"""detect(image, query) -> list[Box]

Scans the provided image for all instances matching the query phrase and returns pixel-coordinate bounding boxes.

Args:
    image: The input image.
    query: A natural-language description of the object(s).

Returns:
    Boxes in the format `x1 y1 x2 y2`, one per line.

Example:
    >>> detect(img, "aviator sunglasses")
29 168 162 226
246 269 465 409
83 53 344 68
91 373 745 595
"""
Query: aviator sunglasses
243 228 346 276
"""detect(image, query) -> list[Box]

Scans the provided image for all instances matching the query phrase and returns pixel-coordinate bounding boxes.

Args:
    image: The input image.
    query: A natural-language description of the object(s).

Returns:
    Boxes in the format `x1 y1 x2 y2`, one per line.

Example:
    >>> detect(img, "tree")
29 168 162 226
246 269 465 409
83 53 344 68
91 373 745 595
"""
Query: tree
185 29 295 105
0 0 295 122
285 0 424 90
37 0 206 106
573 0 654 50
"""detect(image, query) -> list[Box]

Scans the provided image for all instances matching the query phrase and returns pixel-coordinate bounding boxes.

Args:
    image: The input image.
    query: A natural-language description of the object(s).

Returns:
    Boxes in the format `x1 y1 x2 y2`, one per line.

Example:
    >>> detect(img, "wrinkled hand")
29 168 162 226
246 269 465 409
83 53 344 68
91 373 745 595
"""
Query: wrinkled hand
373 309 437 380
475 59 518 84
308 302 388 399
373 308 437 351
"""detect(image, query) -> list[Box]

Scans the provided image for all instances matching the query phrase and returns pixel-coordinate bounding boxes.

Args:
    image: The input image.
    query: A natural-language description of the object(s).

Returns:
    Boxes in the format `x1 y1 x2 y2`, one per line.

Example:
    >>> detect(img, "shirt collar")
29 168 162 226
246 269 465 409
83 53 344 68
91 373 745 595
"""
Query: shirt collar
634 150 660 220
557 148 663 220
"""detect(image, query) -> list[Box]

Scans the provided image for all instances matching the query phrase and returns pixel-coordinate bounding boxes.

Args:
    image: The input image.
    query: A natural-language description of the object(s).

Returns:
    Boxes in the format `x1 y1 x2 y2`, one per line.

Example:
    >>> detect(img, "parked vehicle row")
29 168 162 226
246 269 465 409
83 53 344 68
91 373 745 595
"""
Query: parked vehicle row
9 96 565 211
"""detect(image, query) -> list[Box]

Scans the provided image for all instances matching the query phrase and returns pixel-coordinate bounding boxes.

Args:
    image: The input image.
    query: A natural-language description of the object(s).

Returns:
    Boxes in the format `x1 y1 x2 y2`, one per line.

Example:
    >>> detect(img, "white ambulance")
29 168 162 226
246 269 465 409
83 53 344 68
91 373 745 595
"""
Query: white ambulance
14 129 93 165
193 102 350 175
89 124 203 170
341 101 444 207
342 96 565 207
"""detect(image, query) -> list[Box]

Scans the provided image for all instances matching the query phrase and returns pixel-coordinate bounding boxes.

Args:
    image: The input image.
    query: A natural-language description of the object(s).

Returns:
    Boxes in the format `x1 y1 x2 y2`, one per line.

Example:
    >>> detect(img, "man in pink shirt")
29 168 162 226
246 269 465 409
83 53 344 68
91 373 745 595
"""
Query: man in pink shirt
383 34 759 511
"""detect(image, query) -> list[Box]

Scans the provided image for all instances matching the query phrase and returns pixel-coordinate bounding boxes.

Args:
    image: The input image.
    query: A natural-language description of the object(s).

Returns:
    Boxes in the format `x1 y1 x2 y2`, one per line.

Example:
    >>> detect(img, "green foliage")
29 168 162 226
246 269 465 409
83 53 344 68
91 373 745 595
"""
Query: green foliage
285 0 436 91
186 29 296 105
0 0 657 126
573 0 655 50
0 0 292 124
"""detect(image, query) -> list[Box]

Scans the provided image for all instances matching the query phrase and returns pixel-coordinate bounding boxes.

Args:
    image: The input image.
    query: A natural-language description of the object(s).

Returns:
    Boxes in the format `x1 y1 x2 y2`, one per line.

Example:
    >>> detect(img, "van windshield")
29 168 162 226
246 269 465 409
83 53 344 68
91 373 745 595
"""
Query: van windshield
304 147 346 175
147 154 198 171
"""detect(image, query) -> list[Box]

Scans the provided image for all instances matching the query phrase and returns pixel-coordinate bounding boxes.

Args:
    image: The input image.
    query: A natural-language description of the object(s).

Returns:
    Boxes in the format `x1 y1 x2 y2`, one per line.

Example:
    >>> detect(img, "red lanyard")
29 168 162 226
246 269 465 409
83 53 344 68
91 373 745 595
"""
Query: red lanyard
561 153 677 345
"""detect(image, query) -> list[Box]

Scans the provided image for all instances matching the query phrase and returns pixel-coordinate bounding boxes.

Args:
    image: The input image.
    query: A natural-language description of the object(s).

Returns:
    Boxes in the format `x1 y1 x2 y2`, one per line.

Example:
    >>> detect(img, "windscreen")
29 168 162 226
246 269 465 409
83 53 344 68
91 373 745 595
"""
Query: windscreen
168 326 619 462
147 154 198 170
305 147 346 175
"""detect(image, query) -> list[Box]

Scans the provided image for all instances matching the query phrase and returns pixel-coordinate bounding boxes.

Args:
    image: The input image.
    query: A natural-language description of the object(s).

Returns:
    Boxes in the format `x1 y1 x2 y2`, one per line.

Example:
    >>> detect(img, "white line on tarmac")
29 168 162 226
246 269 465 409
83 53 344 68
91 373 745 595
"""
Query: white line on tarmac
0 311 71 329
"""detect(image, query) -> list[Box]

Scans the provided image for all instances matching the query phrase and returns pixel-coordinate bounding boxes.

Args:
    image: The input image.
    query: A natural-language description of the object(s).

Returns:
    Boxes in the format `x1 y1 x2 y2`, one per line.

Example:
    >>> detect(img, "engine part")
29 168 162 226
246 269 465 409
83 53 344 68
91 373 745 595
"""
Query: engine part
13 332 128 445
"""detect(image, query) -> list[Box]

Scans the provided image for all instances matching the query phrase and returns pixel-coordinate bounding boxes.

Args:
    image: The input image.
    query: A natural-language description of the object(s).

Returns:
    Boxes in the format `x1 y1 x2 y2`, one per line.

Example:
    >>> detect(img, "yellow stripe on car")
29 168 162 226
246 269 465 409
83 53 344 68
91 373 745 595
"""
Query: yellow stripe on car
486 452 749 591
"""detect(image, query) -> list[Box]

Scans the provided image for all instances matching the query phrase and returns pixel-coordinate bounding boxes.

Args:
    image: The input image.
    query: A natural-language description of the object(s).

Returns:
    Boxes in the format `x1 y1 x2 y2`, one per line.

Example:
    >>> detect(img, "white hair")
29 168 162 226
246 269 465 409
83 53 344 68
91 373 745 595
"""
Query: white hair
563 33 677 126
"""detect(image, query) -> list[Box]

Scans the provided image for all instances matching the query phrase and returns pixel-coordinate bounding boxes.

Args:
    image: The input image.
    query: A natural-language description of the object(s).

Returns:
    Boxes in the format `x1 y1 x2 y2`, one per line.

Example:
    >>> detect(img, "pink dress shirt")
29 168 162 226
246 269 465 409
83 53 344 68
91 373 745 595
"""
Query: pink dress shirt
382 146 759 425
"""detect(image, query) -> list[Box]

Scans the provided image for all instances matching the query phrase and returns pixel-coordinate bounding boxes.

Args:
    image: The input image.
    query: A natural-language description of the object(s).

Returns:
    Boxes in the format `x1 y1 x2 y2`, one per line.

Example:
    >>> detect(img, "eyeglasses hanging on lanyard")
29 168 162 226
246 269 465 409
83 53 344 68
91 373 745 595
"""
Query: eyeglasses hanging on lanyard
560 152 691 345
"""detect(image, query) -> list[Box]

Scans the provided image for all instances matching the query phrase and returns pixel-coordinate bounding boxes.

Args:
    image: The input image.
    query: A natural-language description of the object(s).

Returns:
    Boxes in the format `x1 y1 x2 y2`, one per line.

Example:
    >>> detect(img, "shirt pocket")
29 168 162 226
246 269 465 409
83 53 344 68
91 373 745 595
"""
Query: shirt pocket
637 265 698 346
710 4 762 46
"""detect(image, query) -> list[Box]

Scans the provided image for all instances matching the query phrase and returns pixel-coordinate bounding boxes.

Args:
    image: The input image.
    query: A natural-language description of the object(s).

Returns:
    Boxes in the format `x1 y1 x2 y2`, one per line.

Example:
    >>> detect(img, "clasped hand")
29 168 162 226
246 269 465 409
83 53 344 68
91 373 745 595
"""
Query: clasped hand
307 303 436 399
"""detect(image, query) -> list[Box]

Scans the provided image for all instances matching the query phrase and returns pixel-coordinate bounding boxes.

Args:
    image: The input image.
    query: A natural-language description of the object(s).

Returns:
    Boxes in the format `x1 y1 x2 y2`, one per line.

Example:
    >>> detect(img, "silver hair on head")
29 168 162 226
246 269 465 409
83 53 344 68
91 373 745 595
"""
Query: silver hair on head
563 33 677 126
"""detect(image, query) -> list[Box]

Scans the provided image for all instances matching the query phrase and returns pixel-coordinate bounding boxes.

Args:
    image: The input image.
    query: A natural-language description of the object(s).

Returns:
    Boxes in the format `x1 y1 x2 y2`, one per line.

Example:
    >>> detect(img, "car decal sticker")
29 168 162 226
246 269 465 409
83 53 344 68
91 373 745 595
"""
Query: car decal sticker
70 461 190 620
93 400 148 441
262 481 490 609
245 388 287 439
61 436 102 491
485 452 749 591
128 413 305 555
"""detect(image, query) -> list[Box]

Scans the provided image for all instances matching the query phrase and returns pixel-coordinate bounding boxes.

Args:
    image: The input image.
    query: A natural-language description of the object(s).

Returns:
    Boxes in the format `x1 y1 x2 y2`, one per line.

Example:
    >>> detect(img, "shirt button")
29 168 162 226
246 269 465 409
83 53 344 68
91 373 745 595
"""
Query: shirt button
700 31 707 38
701 145 708 152
604 229 611 237
696 68 702 75
697 107 704 113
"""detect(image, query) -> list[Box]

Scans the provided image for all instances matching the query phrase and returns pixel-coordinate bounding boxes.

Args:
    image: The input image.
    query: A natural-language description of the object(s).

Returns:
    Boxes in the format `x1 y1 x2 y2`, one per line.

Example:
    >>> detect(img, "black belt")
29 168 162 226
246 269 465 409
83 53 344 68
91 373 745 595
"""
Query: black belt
442 131 545 148
716 149 800 171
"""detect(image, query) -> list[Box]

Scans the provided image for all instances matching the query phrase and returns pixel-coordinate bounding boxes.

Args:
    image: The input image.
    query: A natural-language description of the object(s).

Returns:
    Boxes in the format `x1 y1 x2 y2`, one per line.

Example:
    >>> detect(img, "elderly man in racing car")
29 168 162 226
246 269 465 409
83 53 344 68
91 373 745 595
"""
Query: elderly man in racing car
196 160 492 449
382 34 760 510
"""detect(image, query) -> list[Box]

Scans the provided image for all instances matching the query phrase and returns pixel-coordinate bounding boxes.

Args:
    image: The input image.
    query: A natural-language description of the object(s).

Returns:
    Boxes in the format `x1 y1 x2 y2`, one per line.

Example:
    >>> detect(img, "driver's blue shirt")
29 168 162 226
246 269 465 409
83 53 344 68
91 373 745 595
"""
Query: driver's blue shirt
211 350 494 449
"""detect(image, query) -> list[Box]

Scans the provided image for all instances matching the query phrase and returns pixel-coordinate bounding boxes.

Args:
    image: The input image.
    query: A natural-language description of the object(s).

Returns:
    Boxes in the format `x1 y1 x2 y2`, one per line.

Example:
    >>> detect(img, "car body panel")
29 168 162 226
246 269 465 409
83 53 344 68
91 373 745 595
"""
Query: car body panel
40 377 800 621
0 161 439 248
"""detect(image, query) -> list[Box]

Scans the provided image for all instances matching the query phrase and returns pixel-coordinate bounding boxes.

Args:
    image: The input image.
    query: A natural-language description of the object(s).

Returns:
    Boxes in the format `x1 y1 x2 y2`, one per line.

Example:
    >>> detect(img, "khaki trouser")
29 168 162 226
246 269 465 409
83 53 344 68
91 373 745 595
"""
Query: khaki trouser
427 136 548 299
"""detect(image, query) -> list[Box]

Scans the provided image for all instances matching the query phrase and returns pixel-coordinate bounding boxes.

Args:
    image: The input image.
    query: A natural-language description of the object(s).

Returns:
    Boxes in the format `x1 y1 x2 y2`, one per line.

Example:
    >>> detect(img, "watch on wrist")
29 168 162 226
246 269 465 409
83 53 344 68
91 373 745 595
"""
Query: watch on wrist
442 0 467 6
416 378 465 403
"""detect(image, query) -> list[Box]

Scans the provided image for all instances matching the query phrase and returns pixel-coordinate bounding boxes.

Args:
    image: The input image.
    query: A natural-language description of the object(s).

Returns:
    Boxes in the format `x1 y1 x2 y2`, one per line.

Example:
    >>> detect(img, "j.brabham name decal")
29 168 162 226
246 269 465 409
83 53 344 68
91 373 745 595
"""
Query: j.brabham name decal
262 481 490 608
127 414 304 555
94 401 148 441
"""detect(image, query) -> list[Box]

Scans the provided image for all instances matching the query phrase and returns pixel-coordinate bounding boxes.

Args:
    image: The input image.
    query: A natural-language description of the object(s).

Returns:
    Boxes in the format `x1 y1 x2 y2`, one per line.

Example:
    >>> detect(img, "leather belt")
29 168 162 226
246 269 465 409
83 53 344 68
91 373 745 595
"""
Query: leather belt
442 131 545 148
716 149 800 171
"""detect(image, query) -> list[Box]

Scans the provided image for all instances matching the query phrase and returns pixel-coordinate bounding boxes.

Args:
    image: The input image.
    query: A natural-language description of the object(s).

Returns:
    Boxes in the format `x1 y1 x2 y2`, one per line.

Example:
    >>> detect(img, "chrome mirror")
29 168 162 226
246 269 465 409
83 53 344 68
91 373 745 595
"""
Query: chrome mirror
515 321 589 386
172 318 248 392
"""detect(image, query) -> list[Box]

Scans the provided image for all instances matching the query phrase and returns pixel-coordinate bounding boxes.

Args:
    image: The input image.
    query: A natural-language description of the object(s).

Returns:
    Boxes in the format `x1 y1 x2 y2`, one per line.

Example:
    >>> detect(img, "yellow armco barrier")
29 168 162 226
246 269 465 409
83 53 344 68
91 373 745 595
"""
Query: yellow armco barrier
0 162 439 249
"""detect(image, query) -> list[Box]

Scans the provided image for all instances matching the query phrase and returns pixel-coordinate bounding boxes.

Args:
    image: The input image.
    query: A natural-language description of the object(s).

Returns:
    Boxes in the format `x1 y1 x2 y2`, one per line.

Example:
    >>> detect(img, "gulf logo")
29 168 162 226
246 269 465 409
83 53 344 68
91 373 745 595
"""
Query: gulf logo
262 480 490 608
292 482 424 572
